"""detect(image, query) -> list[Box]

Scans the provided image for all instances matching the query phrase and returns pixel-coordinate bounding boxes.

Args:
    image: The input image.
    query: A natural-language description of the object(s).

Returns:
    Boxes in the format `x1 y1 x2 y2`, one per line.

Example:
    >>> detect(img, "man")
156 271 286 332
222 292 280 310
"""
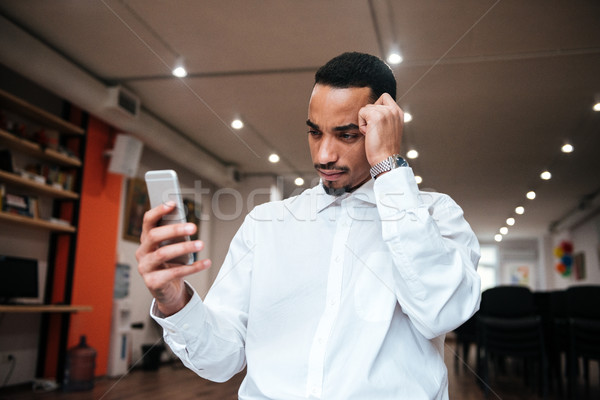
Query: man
136 52 481 399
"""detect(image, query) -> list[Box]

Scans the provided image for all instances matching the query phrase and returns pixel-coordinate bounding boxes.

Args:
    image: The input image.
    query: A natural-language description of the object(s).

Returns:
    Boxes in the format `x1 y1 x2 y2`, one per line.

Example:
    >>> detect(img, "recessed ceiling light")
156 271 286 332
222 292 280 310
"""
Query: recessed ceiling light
387 53 403 64
294 177 304 186
593 102 600 112
540 170 552 180
231 119 244 129
404 112 413 123
500 227 508 235
561 143 574 153
406 149 419 159
172 66 187 78
506 217 515 226
172 57 188 77
268 153 280 163
515 206 525 215
415 175 423 184
494 234 503 242
526 191 536 200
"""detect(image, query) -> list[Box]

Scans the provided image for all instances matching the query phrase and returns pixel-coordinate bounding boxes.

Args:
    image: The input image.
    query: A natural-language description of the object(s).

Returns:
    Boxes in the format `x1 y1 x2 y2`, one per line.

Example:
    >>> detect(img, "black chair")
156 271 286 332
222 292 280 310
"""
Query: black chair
477 286 548 398
566 285 600 399
539 290 569 397
453 312 478 372
534 290 571 396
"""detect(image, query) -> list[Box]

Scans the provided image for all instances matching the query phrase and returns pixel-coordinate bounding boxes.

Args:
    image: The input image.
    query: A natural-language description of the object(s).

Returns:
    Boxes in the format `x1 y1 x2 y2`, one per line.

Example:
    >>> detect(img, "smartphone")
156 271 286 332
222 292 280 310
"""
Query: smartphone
145 169 194 265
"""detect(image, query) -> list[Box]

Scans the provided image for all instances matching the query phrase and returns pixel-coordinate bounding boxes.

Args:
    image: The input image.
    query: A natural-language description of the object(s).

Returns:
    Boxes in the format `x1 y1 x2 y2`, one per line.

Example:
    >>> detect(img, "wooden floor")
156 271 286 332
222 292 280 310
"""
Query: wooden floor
1 340 598 399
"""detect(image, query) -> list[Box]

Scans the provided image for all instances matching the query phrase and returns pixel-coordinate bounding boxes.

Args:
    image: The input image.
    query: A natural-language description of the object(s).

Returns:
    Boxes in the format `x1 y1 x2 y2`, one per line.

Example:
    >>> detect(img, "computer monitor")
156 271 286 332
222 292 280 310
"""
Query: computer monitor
0 255 39 304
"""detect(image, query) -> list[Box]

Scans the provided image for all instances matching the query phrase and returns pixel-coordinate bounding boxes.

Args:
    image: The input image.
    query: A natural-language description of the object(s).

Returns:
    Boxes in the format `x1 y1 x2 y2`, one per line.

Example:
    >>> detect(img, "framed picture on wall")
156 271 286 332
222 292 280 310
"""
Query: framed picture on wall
502 262 535 288
183 198 201 241
573 252 586 280
123 178 149 242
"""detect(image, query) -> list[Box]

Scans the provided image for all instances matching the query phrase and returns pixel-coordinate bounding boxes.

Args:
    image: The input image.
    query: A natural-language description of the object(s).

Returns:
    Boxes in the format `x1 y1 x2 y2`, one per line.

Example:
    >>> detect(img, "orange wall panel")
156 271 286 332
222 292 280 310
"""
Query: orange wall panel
67 115 122 376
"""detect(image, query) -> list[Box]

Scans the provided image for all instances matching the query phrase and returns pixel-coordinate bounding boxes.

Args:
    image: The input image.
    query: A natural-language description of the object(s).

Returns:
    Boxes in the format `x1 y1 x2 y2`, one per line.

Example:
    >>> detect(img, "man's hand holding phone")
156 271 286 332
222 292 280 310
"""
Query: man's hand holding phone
136 171 212 316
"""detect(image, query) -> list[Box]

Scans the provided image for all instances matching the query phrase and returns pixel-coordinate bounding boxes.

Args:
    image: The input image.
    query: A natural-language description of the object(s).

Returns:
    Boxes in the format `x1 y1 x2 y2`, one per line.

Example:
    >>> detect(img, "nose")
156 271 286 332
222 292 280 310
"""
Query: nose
316 135 338 166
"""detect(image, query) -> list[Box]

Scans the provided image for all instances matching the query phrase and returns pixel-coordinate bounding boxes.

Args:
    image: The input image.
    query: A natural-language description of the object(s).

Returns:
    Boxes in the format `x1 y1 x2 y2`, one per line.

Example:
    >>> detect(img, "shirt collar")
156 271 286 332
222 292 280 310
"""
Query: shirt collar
313 178 377 213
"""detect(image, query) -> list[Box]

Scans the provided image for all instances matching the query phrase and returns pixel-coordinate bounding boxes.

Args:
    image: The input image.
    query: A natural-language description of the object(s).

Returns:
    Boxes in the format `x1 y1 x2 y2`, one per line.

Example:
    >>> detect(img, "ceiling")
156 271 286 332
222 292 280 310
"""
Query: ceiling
0 0 599 243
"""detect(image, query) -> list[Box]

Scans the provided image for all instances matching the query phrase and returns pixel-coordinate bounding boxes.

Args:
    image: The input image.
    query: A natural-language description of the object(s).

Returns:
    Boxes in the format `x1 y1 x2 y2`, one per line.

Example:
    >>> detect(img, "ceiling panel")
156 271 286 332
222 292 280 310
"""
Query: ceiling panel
0 0 599 242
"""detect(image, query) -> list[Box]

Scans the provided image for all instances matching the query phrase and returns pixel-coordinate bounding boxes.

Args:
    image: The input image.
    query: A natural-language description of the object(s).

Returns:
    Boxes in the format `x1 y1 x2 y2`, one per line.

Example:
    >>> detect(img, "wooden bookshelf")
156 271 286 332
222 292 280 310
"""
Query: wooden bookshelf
0 305 92 313
0 88 84 135
0 86 87 383
0 211 76 232
0 170 79 199
0 129 82 167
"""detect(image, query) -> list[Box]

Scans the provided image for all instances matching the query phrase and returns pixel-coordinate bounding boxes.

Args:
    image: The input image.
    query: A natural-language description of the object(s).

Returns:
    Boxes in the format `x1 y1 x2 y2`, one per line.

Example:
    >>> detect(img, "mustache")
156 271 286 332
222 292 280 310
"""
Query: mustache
314 163 349 172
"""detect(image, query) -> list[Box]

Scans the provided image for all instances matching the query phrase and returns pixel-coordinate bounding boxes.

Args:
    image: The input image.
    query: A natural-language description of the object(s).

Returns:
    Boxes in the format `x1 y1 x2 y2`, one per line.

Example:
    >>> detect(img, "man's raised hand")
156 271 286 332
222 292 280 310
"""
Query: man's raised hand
358 93 404 167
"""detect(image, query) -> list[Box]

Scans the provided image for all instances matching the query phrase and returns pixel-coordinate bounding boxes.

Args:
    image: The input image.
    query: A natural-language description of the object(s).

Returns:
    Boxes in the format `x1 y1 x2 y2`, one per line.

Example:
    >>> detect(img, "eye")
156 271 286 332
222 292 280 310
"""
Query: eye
308 130 321 137
339 132 360 140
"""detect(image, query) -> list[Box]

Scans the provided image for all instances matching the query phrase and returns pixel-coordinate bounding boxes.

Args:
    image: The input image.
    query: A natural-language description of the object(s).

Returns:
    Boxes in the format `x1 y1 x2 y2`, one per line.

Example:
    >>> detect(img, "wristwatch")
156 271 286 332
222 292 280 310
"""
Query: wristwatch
370 154 408 179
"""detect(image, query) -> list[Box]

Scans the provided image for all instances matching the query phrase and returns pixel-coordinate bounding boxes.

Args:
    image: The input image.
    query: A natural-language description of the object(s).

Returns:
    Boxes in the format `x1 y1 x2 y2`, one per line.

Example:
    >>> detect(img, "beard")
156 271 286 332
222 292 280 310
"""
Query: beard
322 181 353 196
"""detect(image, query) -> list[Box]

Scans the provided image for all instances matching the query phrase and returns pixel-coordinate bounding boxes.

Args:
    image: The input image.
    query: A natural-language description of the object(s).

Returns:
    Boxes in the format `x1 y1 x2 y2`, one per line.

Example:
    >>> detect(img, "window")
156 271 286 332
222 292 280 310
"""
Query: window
478 245 499 292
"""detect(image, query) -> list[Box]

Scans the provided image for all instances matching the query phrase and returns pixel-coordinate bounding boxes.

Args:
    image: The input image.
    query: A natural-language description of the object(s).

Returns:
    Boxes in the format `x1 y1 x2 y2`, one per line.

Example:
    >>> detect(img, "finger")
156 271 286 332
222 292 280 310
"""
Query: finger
149 222 197 248
155 238 205 267
137 223 199 272
358 104 386 133
358 104 378 130
374 93 387 105
375 92 396 106
139 238 204 274
141 202 176 239
136 219 198 260
144 259 212 292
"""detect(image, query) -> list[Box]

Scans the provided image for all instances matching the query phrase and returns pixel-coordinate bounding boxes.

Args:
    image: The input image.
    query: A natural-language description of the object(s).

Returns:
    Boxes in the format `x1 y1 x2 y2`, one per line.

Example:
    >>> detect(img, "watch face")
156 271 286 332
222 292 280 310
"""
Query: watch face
392 155 408 168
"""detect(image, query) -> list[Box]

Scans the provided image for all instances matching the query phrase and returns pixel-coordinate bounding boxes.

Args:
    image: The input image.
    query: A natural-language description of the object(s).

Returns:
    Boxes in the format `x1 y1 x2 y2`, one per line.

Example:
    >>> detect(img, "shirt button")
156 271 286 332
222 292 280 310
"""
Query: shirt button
329 299 337 306
182 323 190 330
311 387 319 395
335 256 341 262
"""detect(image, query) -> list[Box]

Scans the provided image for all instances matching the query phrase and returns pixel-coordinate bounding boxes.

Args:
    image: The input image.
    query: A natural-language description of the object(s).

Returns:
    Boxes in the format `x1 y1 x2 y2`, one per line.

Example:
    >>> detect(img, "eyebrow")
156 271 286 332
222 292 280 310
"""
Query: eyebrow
306 119 360 132
306 119 319 130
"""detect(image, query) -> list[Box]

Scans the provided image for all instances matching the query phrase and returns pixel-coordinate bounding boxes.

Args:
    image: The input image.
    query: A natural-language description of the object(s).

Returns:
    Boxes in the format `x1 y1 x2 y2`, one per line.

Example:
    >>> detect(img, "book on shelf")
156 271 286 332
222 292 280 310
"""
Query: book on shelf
21 163 78 192
20 169 46 185
2 192 33 218
29 196 40 219
48 217 70 226
0 149 15 173
33 128 60 151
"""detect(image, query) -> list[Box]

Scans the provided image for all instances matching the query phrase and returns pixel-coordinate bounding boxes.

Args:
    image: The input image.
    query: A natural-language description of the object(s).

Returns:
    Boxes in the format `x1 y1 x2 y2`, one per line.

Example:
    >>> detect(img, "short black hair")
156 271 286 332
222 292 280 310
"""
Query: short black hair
314 52 397 102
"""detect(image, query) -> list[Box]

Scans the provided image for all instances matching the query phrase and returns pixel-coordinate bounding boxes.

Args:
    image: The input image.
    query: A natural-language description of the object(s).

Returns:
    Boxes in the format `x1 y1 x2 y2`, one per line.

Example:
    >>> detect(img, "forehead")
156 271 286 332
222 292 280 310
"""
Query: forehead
308 85 372 127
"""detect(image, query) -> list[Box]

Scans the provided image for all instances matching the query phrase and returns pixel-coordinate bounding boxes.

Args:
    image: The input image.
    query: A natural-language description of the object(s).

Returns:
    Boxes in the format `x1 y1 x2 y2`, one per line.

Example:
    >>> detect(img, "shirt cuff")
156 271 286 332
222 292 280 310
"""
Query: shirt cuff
150 282 206 334
373 167 420 219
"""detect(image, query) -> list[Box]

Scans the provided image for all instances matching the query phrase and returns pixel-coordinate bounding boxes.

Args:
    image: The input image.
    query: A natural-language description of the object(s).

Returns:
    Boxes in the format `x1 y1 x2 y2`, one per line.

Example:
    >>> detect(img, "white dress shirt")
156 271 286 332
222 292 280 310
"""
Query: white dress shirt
151 167 481 399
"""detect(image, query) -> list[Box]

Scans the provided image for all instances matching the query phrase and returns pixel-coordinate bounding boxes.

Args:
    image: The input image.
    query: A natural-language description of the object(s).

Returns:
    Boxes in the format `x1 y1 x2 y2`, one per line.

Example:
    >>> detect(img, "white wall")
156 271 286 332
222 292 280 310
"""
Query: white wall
545 213 600 290
570 214 600 283
496 239 542 290
491 210 600 293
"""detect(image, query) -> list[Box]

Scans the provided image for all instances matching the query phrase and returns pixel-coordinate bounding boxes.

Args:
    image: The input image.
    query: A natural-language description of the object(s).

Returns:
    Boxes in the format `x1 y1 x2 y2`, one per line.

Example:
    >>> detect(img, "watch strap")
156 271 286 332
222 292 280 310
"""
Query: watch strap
370 154 408 179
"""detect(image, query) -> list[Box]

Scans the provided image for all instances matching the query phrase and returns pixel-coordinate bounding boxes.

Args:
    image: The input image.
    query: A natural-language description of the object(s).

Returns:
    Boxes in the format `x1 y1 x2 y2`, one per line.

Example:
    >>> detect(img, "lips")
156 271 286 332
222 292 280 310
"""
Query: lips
318 169 346 181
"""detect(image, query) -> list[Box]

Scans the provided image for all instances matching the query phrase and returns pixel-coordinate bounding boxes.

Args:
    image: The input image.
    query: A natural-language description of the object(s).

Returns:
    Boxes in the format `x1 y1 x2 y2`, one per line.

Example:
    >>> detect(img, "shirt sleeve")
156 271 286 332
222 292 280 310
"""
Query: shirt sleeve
373 167 481 339
150 213 256 382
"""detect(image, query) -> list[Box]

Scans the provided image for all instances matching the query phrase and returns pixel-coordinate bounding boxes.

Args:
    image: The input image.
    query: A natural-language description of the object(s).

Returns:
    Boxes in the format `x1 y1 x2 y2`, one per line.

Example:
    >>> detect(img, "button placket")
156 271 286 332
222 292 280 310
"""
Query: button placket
305 205 351 398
